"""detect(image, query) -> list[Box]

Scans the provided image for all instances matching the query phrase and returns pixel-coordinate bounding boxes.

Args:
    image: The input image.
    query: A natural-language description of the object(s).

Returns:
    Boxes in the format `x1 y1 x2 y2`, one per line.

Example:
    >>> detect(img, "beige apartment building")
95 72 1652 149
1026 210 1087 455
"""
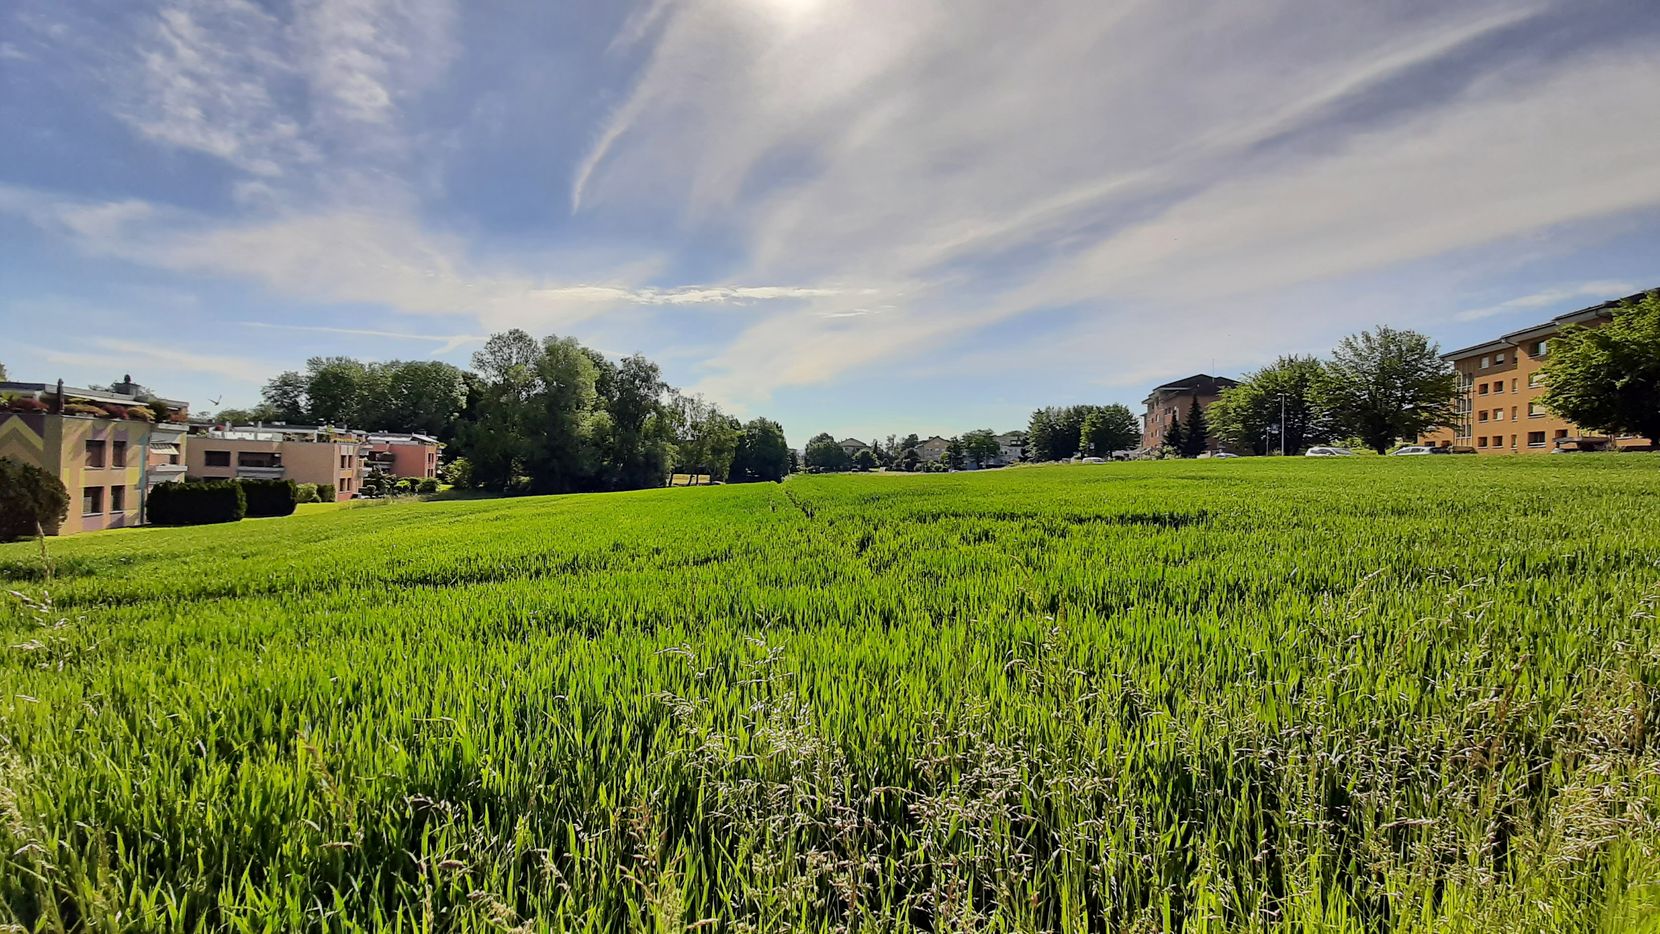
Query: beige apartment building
186 425 365 499
1421 290 1653 454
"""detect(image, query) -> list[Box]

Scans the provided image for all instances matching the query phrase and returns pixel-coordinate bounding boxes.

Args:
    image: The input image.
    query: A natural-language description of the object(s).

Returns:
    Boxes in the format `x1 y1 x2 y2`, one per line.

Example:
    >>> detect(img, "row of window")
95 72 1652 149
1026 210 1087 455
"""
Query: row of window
1475 341 1549 371
1475 373 1546 395
1476 429 1567 449
1476 403 1551 423
82 484 126 516
84 439 128 468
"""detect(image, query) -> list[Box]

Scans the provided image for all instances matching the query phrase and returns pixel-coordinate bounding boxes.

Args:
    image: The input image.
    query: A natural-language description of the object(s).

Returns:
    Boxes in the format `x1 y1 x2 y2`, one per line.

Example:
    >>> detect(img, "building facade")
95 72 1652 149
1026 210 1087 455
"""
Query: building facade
1141 374 1239 451
1420 290 1653 454
0 380 191 534
913 436 949 463
991 431 1026 466
186 425 364 499
363 433 442 479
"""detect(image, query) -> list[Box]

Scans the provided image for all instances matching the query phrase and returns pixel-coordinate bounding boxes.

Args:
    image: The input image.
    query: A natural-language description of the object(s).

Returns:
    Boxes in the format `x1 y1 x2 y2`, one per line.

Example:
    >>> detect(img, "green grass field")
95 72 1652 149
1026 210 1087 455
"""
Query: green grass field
3 458 1659 932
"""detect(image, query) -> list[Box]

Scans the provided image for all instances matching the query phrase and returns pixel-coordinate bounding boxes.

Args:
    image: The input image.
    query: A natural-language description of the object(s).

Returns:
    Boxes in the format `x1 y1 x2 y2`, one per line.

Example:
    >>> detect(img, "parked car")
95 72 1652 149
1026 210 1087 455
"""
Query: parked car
1211 452 1240 458
1305 446 1355 457
1079 456 1107 464
1392 446 1434 456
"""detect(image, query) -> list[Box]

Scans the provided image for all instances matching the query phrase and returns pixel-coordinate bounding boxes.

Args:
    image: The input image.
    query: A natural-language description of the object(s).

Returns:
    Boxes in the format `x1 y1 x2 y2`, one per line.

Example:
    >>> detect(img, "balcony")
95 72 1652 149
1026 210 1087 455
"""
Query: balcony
235 465 286 480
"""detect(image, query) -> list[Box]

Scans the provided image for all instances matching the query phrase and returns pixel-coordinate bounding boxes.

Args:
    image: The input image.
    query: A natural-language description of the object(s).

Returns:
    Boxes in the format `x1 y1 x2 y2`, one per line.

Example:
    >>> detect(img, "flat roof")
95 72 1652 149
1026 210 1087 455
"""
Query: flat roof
1444 287 1653 359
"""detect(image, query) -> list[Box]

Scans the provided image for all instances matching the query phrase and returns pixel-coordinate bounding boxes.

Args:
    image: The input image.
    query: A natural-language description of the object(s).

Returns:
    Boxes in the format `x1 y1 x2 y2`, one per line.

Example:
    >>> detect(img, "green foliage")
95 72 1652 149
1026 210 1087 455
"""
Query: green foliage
1161 414 1184 452
1179 397 1210 457
960 428 1000 467
1541 290 1660 446
898 447 921 472
803 432 852 472
729 418 791 483
146 480 246 526
235 479 298 518
0 456 69 540
1079 404 1139 457
416 478 439 495
441 457 473 489
1322 325 1460 454
944 436 965 470
1026 406 1091 461
293 483 320 504
670 394 739 484
1209 354 1333 455
852 448 878 471
2 460 1658 930
315 483 335 503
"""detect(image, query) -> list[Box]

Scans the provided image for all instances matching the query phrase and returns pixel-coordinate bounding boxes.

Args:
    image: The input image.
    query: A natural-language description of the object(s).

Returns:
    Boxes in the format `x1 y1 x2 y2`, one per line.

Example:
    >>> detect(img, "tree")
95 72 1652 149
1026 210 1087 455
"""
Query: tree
1322 326 1460 454
1540 291 1660 448
804 433 851 472
670 394 739 484
260 371 310 423
1207 355 1332 455
854 448 878 471
944 436 966 470
898 448 921 472
0 457 69 541
1180 398 1210 458
730 418 791 482
0 361 7 380
1080 404 1139 457
384 361 467 437
961 429 1000 468
1160 417 1184 453
211 405 281 425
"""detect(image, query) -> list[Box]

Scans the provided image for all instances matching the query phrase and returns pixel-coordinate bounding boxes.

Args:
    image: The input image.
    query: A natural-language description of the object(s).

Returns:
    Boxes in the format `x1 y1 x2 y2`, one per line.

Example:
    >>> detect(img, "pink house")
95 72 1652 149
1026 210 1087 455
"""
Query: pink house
363 433 442 480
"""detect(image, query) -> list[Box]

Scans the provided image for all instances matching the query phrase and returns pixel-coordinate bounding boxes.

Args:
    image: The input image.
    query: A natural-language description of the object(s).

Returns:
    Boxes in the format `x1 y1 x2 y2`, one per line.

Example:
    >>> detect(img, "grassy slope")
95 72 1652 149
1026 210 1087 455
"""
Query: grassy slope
2 458 1659 932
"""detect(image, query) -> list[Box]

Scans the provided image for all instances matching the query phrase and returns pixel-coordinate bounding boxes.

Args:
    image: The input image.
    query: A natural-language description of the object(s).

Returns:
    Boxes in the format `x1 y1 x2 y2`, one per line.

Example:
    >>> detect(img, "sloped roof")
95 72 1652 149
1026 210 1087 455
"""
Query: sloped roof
1144 374 1239 400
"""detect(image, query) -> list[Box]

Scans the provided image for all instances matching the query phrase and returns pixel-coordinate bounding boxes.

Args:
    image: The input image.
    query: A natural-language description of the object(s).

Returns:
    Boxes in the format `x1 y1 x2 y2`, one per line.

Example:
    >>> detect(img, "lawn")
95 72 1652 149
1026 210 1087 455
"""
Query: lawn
2 458 1658 932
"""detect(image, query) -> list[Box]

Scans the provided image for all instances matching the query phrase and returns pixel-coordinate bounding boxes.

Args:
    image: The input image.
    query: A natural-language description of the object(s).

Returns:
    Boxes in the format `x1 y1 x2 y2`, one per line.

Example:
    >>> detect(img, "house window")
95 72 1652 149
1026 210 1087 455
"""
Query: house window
1510 379 1517 393
204 450 231 467
1478 411 1489 422
1527 431 1546 447
1529 403 1546 418
111 485 126 512
1493 382 1504 394
1511 406 1518 421
85 439 106 468
1495 352 1506 364
1531 340 1548 356
340 454 352 469
1479 355 1490 368
83 486 103 516
238 451 281 468
1478 436 1488 448
1493 409 1504 421
1529 372 1543 388
112 440 127 467
1478 383 1489 395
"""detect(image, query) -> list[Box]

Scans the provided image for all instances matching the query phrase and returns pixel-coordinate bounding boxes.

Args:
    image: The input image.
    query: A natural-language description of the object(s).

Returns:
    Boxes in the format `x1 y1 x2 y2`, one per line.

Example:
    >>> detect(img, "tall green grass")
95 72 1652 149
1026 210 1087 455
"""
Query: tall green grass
2 457 1658 932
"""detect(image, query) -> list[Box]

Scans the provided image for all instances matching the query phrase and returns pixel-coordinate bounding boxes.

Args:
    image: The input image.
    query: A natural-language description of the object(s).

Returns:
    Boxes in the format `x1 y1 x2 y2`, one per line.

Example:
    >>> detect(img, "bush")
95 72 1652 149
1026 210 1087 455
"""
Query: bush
294 483 320 504
317 484 336 503
442 457 473 489
504 475 534 496
236 478 298 517
122 406 156 422
147 481 246 526
62 403 105 417
4 396 47 413
0 456 70 540
99 404 131 419
416 478 439 494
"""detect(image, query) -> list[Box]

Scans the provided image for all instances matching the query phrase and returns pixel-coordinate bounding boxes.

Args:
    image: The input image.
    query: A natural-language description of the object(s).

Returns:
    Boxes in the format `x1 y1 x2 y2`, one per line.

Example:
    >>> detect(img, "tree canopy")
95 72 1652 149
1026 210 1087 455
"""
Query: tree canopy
1079 404 1139 457
803 433 852 472
1320 326 1459 454
1540 290 1660 447
729 418 791 483
1208 355 1332 455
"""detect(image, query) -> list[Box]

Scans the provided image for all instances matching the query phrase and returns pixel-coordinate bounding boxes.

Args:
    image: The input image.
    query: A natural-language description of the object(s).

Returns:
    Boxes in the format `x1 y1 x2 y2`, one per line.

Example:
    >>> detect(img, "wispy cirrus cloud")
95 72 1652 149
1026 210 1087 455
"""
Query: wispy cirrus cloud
20 338 272 383
241 321 487 355
1454 281 1638 322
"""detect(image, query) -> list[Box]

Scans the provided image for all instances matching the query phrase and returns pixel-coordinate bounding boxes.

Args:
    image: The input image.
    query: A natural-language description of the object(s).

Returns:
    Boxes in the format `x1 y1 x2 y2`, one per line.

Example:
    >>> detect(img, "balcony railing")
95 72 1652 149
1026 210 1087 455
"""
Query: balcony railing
235 465 286 479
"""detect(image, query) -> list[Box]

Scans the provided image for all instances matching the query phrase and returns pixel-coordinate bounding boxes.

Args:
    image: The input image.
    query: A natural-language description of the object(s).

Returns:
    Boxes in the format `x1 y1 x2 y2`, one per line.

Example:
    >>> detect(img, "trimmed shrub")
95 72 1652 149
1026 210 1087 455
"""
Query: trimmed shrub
237 478 298 518
122 406 156 422
294 483 320 504
148 481 246 526
99 404 131 419
0 456 70 541
416 478 439 495
63 403 105 417
316 484 336 503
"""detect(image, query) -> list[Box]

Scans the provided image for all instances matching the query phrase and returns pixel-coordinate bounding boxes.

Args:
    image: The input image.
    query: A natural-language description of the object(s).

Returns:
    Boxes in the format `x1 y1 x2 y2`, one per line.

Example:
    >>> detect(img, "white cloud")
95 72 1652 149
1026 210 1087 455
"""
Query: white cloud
1454 281 1638 322
20 338 271 384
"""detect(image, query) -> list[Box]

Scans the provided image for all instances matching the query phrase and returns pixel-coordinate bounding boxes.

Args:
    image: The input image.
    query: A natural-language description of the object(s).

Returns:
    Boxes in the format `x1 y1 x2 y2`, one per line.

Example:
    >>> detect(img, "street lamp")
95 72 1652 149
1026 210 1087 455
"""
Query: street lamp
1278 393 1287 457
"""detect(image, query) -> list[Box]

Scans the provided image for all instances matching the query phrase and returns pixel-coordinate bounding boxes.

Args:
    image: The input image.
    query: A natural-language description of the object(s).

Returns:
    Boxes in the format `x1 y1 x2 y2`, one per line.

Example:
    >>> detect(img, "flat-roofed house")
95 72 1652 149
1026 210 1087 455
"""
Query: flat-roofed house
363 433 442 479
186 424 365 499
1420 288 1656 454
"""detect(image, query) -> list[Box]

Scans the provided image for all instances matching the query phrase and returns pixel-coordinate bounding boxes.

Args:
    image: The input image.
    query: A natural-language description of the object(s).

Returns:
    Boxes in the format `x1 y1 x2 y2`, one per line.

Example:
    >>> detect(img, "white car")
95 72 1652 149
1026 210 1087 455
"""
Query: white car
1392 446 1434 456
1305 446 1355 457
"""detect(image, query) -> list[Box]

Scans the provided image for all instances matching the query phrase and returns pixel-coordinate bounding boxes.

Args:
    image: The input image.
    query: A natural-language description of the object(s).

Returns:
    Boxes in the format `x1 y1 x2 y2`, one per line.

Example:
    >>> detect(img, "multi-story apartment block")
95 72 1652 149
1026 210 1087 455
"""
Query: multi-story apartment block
1141 374 1238 452
992 430 1026 466
1420 290 1653 454
363 433 442 479
186 424 365 499
0 378 191 534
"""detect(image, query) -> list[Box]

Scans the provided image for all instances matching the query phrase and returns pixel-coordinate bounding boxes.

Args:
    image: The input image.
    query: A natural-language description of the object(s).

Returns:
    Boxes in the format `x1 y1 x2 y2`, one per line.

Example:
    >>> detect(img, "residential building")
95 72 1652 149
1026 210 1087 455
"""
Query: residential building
837 437 872 460
186 425 365 499
1420 289 1654 454
914 436 950 462
363 433 442 479
0 379 191 534
1141 374 1239 451
990 430 1026 466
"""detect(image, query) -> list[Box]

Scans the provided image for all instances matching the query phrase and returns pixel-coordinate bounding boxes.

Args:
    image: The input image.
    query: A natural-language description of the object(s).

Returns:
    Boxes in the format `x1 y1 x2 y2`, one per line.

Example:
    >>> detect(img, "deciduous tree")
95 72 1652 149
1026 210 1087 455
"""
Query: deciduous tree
1321 326 1459 454
1541 290 1660 448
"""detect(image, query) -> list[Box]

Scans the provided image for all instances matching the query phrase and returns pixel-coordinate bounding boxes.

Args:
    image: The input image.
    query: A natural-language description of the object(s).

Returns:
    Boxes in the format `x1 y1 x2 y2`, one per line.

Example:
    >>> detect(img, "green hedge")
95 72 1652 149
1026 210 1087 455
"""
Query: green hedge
237 478 298 517
147 481 246 526
317 484 336 503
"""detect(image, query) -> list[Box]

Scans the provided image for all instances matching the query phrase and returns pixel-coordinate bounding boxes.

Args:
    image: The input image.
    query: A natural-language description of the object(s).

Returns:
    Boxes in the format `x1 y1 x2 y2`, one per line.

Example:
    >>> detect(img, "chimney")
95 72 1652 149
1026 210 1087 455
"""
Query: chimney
54 378 64 414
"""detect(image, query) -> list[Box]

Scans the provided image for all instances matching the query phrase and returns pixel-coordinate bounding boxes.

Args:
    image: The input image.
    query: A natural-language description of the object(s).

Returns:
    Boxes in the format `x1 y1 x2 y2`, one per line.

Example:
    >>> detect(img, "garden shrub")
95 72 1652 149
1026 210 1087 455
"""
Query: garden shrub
236 478 298 518
442 457 472 489
148 481 246 526
294 483 320 504
4 396 47 413
0 456 70 541
416 478 439 494
504 475 534 496
316 484 336 502
62 403 105 417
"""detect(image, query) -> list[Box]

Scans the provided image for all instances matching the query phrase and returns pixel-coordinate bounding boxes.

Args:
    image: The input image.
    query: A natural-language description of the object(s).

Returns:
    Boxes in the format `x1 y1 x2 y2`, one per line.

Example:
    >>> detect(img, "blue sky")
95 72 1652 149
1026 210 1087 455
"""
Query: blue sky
2 0 1658 445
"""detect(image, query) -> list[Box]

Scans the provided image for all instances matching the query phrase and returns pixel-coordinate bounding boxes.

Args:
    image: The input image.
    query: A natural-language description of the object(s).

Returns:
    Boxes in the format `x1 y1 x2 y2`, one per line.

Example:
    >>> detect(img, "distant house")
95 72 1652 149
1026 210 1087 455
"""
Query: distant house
187 424 366 500
991 430 1026 466
1141 374 1239 452
363 433 442 479
837 437 872 460
913 436 949 462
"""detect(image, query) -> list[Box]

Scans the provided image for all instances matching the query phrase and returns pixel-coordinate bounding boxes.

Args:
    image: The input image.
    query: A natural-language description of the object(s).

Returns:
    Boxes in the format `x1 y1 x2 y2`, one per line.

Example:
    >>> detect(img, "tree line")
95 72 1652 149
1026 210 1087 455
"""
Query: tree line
227 330 791 493
1025 404 1140 461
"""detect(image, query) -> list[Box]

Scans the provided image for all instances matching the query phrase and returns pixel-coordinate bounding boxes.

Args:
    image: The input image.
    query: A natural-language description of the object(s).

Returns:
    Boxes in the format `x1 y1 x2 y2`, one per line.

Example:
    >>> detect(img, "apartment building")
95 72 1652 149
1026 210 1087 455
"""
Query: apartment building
363 433 442 479
992 430 1026 466
0 379 191 534
1141 374 1238 451
186 425 365 499
1420 290 1653 454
